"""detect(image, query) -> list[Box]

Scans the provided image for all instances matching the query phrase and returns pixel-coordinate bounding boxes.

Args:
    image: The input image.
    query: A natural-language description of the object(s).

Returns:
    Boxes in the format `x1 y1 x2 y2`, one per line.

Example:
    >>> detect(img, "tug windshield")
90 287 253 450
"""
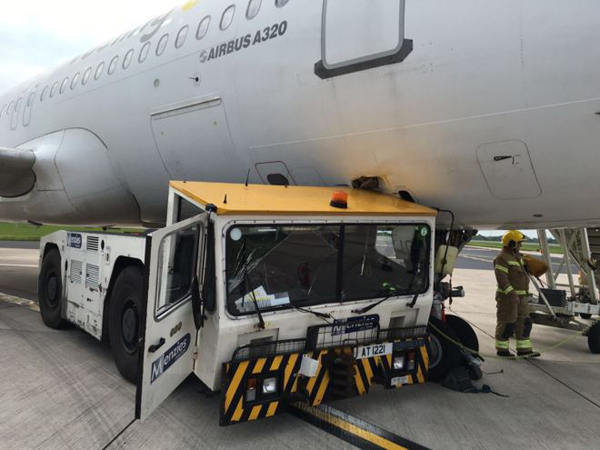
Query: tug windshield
226 223 430 316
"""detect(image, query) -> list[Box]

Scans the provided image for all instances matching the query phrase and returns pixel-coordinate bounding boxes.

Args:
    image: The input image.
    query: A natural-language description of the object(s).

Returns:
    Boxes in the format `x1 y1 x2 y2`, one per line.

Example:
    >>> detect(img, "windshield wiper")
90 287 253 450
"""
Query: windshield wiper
351 283 402 315
351 262 427 315
239 239 265 330
245 273 265 330
290 304 332 323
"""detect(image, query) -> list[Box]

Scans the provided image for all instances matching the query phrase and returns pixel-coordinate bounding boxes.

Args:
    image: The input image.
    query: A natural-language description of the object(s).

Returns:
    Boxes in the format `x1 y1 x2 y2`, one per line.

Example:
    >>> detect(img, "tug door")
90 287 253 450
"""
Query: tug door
136 213 208 421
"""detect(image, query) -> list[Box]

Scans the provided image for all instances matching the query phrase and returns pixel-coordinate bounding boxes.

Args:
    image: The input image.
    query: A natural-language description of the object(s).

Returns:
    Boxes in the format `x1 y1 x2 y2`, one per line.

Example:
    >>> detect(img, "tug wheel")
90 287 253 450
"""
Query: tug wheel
109 265 144 383
427 317 462 381
580 313 593 320
38 248 68 329
446 315 479 353
588 322 600 354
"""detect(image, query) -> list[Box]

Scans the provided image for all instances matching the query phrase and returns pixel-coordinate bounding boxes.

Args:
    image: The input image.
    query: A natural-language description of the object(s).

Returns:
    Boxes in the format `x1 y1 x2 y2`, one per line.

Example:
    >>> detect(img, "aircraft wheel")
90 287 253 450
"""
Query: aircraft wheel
38 248 68 329
109 265 144 383
427 317 462 381
588 322 600 354
446 314 479 353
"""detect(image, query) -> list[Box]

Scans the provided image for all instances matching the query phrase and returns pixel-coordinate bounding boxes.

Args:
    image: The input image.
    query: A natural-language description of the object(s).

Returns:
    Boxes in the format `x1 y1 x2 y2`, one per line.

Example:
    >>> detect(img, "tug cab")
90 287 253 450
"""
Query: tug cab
133 181 437 425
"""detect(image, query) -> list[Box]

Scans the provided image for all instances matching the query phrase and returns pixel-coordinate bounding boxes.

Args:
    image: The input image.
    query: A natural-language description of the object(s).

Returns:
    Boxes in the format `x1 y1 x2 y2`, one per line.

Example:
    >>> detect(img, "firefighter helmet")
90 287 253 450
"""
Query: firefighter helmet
501 230 526 248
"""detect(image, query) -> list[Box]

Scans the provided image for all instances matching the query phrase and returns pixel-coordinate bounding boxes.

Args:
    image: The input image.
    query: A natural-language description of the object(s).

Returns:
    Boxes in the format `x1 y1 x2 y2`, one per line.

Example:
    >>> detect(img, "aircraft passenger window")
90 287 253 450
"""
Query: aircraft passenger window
139 42 151 63
82 67 92 85
123 49 134 69
275 0 289 7
70 73 80 90
196 16 210 40
220 5 235 30
175 25 189 49
95 62 105 80
23 92 35 127
40 86 48 101
108 56 119 75
50 82 58 98
156 34 169 56
246 0 262 19
60 78 69 94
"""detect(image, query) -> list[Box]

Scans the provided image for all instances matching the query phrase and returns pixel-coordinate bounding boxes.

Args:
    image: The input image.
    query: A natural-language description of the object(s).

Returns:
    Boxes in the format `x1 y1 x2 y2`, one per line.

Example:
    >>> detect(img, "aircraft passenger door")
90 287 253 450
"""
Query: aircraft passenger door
136 213 208 421
315 0 413 79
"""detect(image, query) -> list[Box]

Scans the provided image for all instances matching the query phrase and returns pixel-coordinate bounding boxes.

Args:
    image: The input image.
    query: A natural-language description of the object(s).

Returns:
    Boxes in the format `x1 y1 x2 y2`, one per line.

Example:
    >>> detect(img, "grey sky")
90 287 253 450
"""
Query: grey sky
0 0 184 94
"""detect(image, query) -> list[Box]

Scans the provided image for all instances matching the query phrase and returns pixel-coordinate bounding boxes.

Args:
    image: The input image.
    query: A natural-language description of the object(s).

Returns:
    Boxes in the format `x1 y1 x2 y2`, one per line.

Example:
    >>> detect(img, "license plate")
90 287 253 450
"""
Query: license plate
354 342 393 360
391 375 409 387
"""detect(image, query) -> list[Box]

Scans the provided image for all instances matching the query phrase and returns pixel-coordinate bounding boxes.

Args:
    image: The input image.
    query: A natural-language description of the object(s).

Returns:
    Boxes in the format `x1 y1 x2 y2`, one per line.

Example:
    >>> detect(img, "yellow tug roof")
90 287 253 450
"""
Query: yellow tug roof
170 181 436 217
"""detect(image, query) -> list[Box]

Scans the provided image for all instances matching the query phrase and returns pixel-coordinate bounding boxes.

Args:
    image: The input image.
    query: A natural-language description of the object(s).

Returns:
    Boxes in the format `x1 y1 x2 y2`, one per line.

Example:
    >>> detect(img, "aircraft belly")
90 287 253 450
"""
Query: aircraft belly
248 96 600 229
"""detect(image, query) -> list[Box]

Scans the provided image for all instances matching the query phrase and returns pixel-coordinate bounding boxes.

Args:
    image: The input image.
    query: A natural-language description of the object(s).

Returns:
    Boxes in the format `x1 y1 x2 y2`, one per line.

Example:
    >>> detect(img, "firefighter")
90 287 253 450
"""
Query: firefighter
494 230 540 358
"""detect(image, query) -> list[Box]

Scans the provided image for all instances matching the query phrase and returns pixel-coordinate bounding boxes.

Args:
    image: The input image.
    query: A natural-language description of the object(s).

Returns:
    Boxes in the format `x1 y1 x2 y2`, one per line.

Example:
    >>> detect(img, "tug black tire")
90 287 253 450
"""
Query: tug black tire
109 265 144 383
580 313 593 320
427 317 462 381
588 322 600 354
38 248 68 329
446 314 479 353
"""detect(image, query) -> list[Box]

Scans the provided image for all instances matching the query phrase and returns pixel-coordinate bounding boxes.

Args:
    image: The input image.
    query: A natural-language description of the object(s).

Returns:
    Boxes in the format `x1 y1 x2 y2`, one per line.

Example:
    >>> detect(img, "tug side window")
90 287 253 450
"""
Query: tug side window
155 224 200 317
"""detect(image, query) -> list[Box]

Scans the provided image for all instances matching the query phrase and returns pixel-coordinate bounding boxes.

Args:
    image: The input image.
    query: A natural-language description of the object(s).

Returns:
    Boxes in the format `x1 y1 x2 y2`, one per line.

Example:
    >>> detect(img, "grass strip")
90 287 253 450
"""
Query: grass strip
0 223 144 241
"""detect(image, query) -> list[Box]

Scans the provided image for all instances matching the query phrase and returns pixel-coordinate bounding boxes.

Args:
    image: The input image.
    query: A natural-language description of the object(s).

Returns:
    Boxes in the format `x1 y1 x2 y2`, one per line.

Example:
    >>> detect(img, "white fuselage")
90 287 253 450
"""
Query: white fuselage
1 0 600 229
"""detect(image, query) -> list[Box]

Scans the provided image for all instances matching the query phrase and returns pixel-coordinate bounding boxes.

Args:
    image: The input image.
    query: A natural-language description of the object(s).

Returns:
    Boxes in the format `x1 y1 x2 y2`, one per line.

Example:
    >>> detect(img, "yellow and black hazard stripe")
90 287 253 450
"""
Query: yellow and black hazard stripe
220 352 303 426
355 341 429 394
303 349 331 406
221 341 429 426
221 350 335 425
290 402 432 450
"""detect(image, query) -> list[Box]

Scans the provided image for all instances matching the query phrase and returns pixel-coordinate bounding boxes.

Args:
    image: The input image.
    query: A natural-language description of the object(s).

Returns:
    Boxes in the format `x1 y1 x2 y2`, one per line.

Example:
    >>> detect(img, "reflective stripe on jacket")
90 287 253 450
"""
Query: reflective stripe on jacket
494 248 529 298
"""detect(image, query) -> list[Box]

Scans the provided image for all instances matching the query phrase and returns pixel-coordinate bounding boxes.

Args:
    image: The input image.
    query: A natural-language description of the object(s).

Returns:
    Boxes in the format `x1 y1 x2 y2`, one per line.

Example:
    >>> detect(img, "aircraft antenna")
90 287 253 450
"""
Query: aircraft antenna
245 168 251 187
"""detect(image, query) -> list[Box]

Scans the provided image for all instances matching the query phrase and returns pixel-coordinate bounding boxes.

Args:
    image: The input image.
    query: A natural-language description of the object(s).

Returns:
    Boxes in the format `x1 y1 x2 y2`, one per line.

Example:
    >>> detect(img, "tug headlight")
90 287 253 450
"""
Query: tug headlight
393 356 405 371
262 377 278 395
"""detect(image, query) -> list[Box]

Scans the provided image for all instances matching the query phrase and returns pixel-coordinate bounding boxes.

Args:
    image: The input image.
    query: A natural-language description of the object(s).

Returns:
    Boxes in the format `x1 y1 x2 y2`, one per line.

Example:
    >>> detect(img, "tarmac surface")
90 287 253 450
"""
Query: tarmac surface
1 244 599 449
0 243 38 300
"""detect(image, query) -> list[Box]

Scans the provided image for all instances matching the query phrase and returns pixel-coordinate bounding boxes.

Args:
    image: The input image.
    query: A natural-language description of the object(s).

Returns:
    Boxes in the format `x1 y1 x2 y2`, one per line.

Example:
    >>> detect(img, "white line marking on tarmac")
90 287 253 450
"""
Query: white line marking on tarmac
0 263 38 268
461 255 494 264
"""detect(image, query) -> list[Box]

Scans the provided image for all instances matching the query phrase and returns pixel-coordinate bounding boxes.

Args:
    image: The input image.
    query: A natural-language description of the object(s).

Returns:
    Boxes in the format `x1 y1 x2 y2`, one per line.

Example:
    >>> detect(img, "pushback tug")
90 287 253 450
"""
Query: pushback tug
38 181 439 425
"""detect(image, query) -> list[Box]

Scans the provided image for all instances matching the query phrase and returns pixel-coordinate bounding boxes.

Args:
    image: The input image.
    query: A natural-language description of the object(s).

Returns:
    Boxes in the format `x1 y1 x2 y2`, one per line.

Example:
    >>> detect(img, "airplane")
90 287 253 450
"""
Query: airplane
1 0 600 231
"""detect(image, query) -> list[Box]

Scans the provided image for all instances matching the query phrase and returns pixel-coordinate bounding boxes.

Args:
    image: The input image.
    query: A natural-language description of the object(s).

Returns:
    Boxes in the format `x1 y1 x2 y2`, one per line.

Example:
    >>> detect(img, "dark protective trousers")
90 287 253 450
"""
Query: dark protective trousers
495 294 533 353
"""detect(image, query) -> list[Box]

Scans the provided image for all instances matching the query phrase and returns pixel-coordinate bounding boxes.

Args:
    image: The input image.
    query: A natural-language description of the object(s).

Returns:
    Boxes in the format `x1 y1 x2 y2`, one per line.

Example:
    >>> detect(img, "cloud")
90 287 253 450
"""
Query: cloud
0 0 184 93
